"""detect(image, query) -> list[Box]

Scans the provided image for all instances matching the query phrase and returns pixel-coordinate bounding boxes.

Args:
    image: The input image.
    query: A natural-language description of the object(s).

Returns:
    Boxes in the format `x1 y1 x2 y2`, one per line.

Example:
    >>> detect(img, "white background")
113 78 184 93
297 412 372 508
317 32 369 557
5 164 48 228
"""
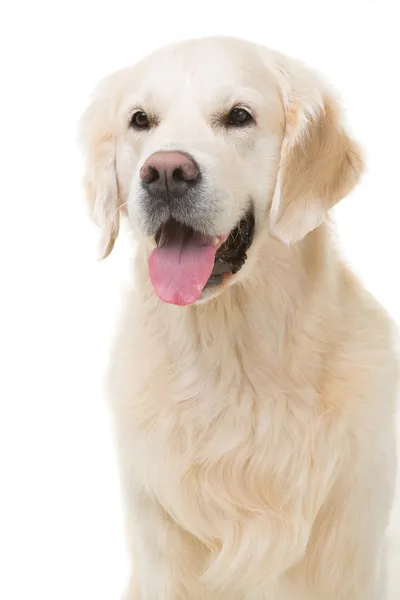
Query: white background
0 1 399 598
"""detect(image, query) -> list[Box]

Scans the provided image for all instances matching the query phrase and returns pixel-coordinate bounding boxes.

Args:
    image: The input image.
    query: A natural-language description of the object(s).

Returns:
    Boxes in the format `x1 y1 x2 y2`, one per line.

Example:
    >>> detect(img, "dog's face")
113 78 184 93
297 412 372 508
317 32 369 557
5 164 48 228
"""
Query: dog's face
80 37 364 305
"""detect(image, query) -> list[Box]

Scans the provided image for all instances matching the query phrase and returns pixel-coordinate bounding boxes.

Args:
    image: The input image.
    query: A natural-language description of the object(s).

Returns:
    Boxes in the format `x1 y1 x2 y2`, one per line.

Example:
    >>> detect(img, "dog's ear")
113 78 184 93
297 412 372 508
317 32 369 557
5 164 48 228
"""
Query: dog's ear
270 57 364 244
78 83 121 259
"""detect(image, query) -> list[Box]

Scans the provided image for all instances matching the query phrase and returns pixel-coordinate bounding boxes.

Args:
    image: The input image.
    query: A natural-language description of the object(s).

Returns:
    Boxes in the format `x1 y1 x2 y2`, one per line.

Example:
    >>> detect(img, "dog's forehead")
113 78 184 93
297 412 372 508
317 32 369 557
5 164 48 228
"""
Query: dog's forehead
130 38 278 107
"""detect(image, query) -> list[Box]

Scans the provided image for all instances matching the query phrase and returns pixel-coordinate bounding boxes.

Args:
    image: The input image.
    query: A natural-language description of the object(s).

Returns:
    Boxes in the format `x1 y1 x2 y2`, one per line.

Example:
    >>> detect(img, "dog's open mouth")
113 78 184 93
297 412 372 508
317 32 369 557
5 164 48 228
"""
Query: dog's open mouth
148 211 254 306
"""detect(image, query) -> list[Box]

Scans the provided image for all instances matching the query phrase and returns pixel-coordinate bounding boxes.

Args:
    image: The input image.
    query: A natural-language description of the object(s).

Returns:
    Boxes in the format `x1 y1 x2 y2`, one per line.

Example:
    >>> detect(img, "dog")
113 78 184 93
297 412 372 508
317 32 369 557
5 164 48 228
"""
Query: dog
79 36 399 600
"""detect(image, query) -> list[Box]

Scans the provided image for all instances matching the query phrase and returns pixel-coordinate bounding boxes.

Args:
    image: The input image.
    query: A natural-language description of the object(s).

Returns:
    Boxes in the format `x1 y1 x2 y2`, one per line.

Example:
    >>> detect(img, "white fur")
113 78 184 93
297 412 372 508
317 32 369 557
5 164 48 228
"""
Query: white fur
79 37 399 599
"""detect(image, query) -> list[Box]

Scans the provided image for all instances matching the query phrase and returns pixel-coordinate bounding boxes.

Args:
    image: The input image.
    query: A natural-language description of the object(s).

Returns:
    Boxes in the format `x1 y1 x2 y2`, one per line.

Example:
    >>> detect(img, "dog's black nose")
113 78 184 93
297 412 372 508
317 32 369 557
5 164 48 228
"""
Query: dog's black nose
140 151 200 199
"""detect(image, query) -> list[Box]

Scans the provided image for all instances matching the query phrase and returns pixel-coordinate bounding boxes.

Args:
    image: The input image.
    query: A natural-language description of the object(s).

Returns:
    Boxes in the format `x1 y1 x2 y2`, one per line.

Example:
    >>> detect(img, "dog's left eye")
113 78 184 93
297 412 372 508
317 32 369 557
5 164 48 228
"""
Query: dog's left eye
226 107 254 127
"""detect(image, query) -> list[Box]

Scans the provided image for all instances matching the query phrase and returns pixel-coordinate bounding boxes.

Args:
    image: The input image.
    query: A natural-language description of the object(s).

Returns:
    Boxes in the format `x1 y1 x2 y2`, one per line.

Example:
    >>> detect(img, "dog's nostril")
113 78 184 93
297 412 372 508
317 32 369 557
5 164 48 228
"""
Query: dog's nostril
141 164 160 184
172 162 199 183
147 167 159 184
172 167 184 182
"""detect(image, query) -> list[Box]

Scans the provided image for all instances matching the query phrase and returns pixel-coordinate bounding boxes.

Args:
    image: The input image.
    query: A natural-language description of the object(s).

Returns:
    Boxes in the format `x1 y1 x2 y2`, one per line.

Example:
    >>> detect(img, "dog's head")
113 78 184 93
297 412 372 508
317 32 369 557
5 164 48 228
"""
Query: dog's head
79 37 363 306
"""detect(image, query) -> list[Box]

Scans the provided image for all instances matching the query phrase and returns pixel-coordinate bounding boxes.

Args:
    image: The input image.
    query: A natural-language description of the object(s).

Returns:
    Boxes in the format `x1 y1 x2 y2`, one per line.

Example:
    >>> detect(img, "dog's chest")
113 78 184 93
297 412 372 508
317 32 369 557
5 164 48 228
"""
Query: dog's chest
125 344 317 540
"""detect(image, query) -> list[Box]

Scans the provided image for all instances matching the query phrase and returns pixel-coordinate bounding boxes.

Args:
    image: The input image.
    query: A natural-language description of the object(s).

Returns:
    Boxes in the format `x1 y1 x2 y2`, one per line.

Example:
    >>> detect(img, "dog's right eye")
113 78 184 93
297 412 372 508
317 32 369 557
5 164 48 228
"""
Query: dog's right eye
130 110 150 130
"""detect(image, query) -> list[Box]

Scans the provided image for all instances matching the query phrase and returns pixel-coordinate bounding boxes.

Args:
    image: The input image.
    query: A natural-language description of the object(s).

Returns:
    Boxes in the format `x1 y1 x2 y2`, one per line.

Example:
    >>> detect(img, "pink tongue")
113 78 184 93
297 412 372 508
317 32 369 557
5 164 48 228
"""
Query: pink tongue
148 223 216 306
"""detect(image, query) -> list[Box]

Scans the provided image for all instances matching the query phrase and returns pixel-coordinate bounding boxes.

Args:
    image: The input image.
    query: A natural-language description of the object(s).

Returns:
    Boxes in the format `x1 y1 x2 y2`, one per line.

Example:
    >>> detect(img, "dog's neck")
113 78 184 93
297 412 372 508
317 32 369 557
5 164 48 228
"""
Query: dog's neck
135 223 340 368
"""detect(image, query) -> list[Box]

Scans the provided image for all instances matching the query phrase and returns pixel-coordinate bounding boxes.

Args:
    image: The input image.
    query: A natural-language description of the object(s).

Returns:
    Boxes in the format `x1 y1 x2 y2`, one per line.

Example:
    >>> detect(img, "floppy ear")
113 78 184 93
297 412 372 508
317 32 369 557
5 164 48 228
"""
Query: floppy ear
270 58 364 244
78 90 120 259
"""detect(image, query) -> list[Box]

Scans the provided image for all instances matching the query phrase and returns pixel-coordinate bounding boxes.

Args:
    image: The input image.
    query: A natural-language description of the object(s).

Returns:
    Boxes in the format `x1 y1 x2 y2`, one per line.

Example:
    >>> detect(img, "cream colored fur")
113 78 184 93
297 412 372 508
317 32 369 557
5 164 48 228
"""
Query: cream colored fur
79 37 399 599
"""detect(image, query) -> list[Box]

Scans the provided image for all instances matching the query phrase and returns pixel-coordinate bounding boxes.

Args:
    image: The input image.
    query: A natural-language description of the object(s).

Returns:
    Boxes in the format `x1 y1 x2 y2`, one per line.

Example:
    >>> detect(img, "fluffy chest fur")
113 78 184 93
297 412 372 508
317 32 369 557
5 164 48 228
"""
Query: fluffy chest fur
105 244 398 597
109 263 351 590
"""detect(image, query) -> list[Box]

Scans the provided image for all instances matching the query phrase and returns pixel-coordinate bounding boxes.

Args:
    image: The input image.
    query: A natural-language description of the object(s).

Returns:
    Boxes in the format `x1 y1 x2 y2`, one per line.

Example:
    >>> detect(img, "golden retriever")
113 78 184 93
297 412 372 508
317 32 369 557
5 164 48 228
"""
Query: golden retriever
79 36 399 600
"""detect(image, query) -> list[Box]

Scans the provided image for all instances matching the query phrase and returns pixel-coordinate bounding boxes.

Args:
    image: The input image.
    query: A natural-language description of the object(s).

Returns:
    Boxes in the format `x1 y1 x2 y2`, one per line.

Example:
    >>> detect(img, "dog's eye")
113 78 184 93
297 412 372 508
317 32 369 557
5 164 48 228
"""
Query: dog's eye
226 107 254 127
130 110 150 130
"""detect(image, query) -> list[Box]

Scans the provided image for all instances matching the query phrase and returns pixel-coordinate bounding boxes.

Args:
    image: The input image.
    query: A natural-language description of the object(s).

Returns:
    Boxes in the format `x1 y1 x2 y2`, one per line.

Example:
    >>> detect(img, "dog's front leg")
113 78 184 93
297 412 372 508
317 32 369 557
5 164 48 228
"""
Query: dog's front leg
122 492 209 600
